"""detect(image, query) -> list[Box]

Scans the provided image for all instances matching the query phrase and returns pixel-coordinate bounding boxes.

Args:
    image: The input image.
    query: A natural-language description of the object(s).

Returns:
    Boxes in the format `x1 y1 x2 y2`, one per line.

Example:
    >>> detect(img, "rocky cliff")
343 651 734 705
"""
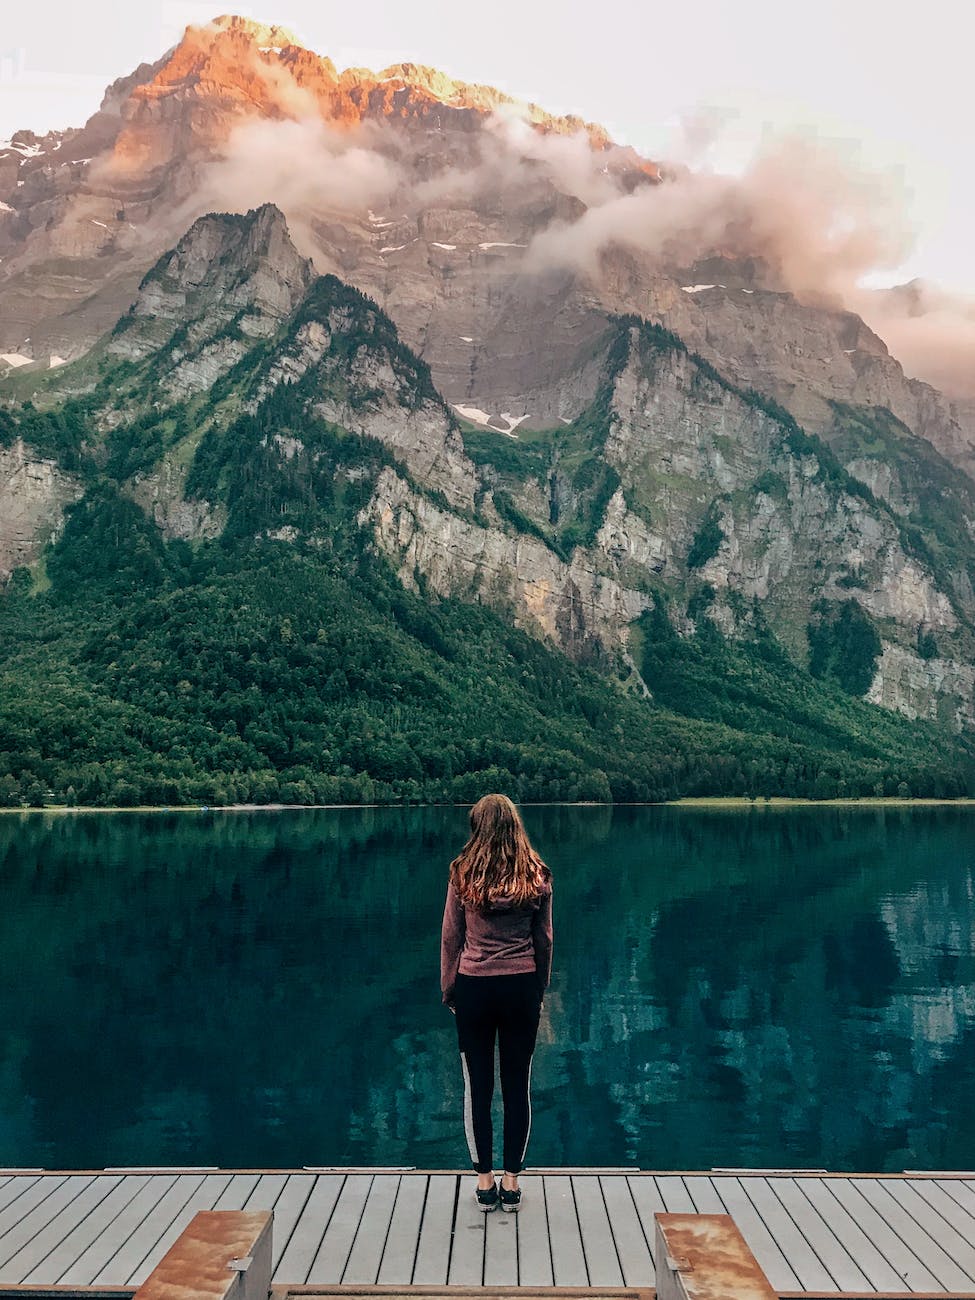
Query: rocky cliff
0 439 81 580
360 318 975 725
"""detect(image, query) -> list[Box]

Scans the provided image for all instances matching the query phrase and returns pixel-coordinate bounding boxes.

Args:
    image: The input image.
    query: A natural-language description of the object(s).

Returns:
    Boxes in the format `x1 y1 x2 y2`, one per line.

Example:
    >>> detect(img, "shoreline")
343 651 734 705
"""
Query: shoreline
1 796 973 814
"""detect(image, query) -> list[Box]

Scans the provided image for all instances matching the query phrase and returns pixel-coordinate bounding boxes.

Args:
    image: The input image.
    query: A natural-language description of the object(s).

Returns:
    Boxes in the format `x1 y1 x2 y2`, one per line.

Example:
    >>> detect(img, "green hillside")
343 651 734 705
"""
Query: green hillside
0 220 973 807
0 413 970 808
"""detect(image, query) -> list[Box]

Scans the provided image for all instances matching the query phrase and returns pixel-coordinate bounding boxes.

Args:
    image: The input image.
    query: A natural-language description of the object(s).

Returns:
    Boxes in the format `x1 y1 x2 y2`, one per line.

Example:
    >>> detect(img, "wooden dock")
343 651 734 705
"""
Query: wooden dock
2 1169 975 1294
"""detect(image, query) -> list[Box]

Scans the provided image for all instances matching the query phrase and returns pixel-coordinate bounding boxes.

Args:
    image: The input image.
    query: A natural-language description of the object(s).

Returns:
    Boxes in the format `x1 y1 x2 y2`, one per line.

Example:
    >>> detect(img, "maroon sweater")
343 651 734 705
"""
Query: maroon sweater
440 877 554 1004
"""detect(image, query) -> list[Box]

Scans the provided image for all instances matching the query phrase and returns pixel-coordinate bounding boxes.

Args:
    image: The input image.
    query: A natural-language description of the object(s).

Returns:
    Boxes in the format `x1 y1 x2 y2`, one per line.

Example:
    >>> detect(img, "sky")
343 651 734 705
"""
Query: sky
1 0 972 293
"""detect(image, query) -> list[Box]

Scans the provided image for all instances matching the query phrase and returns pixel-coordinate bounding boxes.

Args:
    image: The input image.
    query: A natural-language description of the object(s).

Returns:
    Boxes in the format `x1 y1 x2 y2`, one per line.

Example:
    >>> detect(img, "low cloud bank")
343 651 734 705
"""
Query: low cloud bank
184 64 974 396
528 134 912 301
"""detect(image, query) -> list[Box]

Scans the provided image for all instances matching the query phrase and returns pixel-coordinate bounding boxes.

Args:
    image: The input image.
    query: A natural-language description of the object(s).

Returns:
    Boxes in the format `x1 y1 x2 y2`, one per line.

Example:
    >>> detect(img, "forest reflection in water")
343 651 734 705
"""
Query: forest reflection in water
0 803 972 1170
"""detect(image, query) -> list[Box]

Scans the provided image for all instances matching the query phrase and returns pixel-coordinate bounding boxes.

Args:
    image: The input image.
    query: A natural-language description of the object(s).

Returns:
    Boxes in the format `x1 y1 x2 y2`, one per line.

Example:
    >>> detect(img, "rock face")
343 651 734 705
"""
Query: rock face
868 644 975 731
606 333 957 633
359 322 975 726
247 295 479 510
58 204 479 521
109 204 316 393
359 466 650 665
0 439 81 579
619 271 975 482
126 455 223 541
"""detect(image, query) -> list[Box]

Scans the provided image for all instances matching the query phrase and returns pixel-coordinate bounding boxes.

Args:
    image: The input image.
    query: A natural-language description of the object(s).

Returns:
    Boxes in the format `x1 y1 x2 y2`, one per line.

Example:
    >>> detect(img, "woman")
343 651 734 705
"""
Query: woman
440 794 553 1212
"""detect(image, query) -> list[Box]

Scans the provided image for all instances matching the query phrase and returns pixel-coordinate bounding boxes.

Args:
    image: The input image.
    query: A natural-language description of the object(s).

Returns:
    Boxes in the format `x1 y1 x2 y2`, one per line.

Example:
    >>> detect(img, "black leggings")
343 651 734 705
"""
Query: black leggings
453 971 542 1174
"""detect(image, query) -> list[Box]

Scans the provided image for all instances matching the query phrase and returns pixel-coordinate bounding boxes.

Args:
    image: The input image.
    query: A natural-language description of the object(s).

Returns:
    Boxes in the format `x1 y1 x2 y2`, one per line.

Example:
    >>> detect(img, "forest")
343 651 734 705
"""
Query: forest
0 474 969 808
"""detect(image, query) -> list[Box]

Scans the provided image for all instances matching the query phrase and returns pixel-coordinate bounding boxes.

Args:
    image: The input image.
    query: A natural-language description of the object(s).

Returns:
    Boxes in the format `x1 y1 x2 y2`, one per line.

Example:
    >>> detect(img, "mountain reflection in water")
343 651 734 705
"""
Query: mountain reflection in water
0 804 972 1171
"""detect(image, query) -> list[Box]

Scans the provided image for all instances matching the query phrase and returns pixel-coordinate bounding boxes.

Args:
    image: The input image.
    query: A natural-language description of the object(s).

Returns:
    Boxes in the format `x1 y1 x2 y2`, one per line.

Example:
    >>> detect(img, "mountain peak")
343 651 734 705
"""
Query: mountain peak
108 202 314 369
205 14 303 47
124 11 614 146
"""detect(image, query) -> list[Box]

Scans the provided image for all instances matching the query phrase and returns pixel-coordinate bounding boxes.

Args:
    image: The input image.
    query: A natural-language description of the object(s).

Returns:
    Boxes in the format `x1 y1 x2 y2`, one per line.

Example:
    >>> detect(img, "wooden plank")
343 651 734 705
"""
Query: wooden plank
21 1174 151 1285
124 1173 233 1286
937 1177 975 1223
599 1176 653 1287
275 1175 345 1285
795 1177 913 1293
0 1175 71 1243
0 1176 43 1216
239 1169 298 1275
447 1177 485 1285
377 1174 427 1285
343 1174 401 1283
683 1175 728 1214
572 1175 623 1285
242 1172 289 1213
483 1196 518 1287
879 1178 975 1285
514 1176 552 1286
704 1177 802 1292
0 1176 94 1271
911 1179 975 1246
56 1175 179 1286
212 1173 262 1210
626 1174 667 1269
767 1176 871 1292
411 1175 456 1285
265 1173 315 1274
655 1174 696 1213
738 1176 835 1292
91 1174 207 1286
543 1175 587 1285
852 1177 971 1291
0 1174 122 1283
826 1177 940 1291
307 1174 373 1284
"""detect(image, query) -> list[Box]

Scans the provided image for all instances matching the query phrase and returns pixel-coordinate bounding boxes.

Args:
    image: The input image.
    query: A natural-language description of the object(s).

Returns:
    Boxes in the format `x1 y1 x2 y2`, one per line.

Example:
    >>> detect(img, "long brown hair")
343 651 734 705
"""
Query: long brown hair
449 793 549 909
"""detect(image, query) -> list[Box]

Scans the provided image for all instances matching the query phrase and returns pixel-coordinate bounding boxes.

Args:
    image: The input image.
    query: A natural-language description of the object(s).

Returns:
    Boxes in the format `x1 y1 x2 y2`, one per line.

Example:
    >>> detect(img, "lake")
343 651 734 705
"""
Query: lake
1 804 973 1172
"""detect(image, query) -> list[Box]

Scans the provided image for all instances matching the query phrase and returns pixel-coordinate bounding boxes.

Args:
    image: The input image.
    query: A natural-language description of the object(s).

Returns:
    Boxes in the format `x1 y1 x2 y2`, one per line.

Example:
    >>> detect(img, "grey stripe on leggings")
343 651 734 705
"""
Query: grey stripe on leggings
460 1051 479 1164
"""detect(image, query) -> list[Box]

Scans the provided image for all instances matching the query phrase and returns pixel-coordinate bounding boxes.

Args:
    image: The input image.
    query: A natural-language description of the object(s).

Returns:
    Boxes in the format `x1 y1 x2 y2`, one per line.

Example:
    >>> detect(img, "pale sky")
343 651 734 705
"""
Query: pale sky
1 0 972 292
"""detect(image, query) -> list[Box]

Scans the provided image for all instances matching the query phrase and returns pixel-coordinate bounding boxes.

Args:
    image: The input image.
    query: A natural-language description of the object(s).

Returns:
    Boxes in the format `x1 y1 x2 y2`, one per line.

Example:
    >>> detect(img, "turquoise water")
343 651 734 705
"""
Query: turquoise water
0 805 972 1171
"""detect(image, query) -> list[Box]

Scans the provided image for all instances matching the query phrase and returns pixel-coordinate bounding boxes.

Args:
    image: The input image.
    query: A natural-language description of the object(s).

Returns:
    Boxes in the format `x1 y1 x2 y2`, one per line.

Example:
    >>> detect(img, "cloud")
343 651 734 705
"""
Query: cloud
854 282 975 400
479 110 625 207
190 118 403 218
518 123 975 395
181 93 975 396
526 131 913 301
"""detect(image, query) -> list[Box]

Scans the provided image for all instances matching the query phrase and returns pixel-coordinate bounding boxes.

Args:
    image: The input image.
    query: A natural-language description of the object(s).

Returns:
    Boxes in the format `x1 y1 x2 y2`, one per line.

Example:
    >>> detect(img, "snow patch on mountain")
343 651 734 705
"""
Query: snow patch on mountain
453 404 493 425
498 413 530 432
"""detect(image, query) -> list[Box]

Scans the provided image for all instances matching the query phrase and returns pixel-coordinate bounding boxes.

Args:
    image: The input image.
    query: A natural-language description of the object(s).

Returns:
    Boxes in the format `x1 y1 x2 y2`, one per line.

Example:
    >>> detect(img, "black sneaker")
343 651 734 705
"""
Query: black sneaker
499 1182 522 1212
475 1181 499 1212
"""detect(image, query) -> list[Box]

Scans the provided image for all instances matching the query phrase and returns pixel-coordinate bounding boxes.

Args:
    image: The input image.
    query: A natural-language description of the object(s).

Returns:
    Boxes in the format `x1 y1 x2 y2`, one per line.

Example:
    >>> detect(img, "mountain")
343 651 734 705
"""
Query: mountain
3 15 972 485
0 16 647 367
0 21 973 804
0 203 972 806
